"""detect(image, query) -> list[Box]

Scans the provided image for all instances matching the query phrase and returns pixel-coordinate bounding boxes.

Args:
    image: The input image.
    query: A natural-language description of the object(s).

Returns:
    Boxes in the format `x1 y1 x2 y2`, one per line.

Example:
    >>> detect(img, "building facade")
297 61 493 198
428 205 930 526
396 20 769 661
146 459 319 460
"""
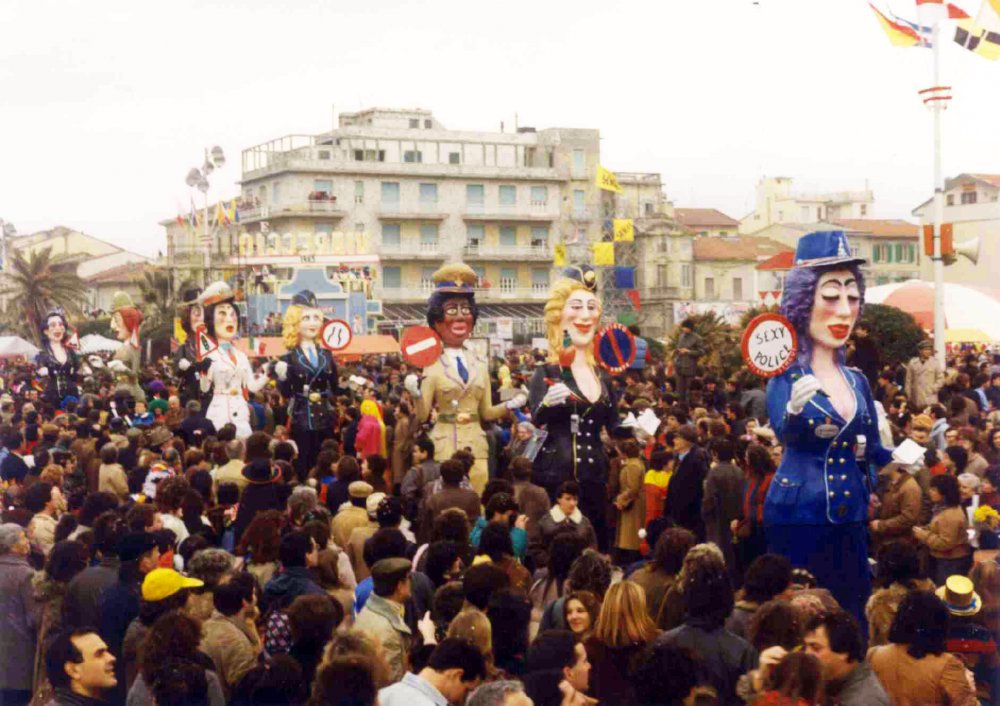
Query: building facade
740 176 874 235
674 208 740 238
912 173 1000 287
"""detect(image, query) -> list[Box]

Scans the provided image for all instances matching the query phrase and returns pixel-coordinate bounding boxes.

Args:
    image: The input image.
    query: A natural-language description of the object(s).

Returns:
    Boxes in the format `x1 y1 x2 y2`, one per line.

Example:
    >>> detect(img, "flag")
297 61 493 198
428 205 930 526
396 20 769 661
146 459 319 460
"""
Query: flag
627 290 641 311
613 266 636 289
174 317 187 345
230 198 239 224
215 201 226 227
593 242 615 266
554 243 567 267
189 199 198 228
596 165 623 194
613 219 634 242
869 3 923 46
954 0 1000 58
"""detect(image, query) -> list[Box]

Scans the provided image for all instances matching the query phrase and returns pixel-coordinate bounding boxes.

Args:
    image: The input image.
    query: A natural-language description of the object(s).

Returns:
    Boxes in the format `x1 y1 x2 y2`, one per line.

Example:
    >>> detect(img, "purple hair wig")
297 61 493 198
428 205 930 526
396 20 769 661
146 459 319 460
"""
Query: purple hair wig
780 263 866 365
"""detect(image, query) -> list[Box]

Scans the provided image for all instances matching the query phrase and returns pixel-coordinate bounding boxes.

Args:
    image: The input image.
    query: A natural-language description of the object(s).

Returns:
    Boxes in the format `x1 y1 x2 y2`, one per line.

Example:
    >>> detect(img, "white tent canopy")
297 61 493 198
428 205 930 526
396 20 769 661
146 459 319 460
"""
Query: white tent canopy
80 334 122 354
865 280 1000 342
0 336 40 359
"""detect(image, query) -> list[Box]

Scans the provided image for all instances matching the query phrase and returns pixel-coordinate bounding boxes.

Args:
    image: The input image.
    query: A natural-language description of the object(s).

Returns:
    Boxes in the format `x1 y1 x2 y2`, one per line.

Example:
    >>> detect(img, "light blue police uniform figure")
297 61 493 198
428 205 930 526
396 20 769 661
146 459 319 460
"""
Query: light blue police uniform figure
764 231 902 623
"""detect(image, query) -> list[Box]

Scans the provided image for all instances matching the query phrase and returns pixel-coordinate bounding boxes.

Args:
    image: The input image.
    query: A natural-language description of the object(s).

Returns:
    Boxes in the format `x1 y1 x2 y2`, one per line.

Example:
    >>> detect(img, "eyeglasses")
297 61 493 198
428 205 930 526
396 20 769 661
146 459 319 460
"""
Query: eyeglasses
444 305 473 317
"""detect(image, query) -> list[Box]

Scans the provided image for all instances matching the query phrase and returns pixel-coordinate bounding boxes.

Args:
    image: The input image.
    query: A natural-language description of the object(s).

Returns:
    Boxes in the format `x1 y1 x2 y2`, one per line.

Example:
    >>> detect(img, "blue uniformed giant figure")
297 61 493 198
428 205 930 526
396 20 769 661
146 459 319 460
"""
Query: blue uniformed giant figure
764 231 904 622
275 290 339 482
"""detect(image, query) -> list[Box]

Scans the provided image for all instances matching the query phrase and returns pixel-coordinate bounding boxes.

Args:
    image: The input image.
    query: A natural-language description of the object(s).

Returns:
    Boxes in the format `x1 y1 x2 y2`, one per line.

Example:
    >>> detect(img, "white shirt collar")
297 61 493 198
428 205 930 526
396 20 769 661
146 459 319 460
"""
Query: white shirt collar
550 505 583 524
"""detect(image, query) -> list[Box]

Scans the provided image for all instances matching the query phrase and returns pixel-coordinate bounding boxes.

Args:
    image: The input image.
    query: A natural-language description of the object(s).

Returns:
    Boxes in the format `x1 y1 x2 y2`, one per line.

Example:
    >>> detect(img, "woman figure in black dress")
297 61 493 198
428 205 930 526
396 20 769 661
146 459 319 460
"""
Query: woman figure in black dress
35 309 84 409
529 266 631 552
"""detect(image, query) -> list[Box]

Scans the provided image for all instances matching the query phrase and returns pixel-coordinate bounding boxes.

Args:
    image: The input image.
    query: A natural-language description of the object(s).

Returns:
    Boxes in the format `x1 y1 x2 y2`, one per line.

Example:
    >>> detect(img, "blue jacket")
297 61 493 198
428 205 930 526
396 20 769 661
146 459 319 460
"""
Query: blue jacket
764 365 892 527
469 516 528 561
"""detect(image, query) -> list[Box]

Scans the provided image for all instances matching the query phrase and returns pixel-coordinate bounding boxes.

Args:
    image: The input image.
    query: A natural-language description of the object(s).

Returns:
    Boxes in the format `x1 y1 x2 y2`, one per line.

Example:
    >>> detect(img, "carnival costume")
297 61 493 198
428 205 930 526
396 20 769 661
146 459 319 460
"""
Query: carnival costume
198 281 270 439
34 309 82 408
174 287 212 406
406 263 525 494
107 291 145 406
275 289 339 480
527 266 628 552
764 231 898 622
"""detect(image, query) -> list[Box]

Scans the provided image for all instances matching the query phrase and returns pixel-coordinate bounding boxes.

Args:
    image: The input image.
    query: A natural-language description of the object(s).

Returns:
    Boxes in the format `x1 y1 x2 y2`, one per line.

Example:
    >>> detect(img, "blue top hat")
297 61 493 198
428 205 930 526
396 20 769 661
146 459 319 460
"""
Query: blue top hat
561 265 598 292
793 230 867 269
291 290 318 308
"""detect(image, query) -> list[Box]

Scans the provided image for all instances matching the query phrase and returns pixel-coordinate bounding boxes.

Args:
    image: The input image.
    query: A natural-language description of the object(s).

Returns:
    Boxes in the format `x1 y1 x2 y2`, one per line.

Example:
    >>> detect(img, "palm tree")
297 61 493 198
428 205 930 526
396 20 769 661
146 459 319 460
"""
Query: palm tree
136 268 195 342
0 246 89 343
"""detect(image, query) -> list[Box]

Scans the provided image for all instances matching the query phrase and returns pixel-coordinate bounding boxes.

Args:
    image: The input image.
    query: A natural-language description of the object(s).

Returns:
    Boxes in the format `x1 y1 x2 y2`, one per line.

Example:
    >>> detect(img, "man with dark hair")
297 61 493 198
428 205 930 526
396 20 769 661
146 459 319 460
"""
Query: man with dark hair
44 628 118 705
665 425 709 540
470 492 528 561
25 480 61 555
64 511 125 630
355 558 413 683
420 458 481 539
200 572 260 692
726 553 793 639
379 637 486 706
312 656 378 706
401 437 440 523
0 429 29 486
805 610 888 705
632 641 703 706
673 318 704 404
178 399 216 446
702 437 744 575
523 629 591 698
537 480 597 559
263 531 323 611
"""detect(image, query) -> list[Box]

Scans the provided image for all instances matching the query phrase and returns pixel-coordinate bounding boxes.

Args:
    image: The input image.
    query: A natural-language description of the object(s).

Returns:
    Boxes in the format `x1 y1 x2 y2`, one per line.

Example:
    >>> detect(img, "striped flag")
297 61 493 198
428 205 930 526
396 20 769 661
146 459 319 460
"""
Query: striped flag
955 0 1000 58
870 3 923 46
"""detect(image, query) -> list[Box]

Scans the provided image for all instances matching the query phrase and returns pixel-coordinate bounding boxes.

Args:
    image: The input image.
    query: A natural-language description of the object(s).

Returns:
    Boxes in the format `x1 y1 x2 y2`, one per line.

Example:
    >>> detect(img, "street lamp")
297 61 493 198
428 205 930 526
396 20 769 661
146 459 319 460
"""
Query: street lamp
185 146 226 284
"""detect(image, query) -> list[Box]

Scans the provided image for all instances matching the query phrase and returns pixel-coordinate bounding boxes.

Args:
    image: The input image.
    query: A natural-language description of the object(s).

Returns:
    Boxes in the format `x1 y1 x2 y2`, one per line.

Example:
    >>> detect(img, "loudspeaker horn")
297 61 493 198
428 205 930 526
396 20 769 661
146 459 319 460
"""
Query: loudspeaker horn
946 236 980 266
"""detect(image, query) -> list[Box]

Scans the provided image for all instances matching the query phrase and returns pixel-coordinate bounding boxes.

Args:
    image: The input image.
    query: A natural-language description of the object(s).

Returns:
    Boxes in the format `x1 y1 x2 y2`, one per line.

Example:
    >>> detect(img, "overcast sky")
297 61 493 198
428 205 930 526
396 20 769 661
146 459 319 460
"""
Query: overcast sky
3 0 998 257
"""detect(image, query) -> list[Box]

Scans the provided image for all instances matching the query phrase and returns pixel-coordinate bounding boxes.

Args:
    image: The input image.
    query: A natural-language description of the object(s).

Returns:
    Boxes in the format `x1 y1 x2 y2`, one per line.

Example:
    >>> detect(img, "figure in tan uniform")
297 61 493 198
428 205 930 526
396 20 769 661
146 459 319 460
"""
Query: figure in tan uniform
405 263 526 494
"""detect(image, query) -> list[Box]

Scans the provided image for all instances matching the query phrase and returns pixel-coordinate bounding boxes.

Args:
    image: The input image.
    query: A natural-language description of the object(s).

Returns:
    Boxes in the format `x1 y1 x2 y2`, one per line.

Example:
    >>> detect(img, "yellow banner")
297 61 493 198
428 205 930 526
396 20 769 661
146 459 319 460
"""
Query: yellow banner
613 219 634 242
174 317 187 345
596 165 623 194
593 242 615 266
554 243 567 267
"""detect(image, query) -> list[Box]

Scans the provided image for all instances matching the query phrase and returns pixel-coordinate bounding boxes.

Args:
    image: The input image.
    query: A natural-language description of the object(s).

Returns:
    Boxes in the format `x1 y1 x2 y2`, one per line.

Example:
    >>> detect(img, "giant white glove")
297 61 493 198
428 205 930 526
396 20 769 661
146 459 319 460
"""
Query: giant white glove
404 373 421 399
37 367 49 377
275 361 288 381
107 359 127 373
787 374 822 416
542 382 572 407
505 393 528 410
178 358 191 372
87 355 104 369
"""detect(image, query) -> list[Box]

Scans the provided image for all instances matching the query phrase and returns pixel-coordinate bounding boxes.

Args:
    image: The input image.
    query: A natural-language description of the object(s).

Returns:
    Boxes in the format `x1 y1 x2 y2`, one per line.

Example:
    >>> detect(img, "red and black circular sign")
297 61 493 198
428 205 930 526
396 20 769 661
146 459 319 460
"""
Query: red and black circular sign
595 324 636 375
740 313 798 378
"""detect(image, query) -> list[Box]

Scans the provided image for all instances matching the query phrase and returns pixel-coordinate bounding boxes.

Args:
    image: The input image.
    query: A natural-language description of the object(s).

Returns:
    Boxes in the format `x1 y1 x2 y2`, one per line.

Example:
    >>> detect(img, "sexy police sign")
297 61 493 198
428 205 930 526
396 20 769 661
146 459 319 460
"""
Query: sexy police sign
741 313 798 378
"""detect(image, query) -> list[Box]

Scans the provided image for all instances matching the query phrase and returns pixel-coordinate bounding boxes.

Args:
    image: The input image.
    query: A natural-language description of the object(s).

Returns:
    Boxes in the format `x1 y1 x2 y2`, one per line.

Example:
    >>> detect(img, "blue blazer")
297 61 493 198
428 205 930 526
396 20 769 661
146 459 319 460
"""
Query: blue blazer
764 364 892 527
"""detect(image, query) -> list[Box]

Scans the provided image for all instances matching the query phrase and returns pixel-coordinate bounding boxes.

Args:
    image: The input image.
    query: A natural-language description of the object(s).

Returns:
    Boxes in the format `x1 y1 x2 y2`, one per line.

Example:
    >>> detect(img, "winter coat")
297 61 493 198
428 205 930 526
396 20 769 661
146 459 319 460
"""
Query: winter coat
868 643 977 706
701 461 744 564
665 447 709 539
199 610 259 690
921 506 971 559
0 554 39 691
330 505 372 550
354 593 412 683
262 566 324 612
615 457 646 551
871 472 922 550
905 356 944 410
865 579 936 647
659 620 758 706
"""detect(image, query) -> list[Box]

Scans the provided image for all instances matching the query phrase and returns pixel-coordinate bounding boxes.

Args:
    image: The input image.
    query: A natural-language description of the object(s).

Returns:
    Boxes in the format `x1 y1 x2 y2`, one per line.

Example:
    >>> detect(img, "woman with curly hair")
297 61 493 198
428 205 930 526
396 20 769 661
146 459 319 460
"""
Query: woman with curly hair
128 609 225 706
235 509 284 589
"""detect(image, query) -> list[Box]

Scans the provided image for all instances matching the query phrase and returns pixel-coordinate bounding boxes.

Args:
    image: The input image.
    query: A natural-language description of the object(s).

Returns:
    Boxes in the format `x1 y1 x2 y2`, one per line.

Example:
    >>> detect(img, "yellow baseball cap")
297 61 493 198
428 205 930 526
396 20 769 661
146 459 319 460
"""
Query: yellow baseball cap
142 568 204 602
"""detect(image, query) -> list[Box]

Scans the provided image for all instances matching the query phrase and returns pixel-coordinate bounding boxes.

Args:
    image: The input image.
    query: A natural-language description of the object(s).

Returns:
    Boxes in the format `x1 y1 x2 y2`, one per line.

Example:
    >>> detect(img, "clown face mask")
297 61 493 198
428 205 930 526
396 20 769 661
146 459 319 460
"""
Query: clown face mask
808 269 861 352
214 303 239 342
560 289 601 350
299 307 323 344
45 315 66 344
435 297 474 349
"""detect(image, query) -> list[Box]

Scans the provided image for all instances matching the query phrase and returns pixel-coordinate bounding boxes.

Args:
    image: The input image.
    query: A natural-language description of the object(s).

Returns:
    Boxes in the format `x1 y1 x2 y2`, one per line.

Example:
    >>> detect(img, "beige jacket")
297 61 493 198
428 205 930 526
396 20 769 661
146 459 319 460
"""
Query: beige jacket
905 356 943 410
868 643 977 706
330 505 373 550
98 462 129 499
199 610 260 690
28 513 57 556
922 506 971 559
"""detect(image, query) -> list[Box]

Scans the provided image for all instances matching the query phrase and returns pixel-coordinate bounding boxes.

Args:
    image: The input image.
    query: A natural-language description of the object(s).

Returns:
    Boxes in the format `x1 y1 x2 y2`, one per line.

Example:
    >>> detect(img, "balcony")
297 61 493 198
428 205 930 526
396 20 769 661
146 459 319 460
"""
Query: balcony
462 202 559 222
376 285 548 301
462 244 551 260
375 240 447 260
238 201 346 223
377 201 447 220
646 286 682 299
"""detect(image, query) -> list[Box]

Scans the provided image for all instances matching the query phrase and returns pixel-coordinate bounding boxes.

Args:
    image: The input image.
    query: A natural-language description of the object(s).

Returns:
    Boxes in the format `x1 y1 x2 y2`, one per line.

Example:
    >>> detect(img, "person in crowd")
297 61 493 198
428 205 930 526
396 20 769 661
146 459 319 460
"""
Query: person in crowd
725 553 792 639
528 530 586 628
536 481 596 563
310 655 379 706
469 492 528 563
522 630 592 706
378 637 486 706
562 590 601 643
632 640 706 706
331 481 374 550
286 594 345 686
97 443 129 500
659 549 757 706
613 439 646 566
263 530 323 612
420 458 481 539
43 629 119 706
701 436 744 574
235 509 283 589
584 581 658 706
508 456 551 563
628 527 695 622
0 524 38 706
913 473 973 586
665 425 709 540
868 589 978 706
673 318 704 404
63 511 124 631
354 558 413 683
467 680 532 706
401 438 440 522
869 452 923 553
866 540 935 647
199 571 261 693
25 481 62 556
906 340 944 411
233 432 284 544
802 610 889 705
211 439 247 496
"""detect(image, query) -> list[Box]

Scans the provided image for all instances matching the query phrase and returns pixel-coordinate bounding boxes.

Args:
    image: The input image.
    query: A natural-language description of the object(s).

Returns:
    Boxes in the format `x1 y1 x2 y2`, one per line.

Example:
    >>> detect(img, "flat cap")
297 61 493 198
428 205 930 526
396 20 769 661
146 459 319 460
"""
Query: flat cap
370 557 411 581
348 480 373 499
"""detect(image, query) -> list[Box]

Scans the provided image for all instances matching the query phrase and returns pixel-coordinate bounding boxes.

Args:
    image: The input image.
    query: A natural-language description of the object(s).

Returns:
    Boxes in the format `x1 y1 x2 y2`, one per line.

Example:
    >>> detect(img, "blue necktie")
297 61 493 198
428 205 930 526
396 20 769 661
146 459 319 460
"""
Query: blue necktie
456 356 469 383
307 346 318 367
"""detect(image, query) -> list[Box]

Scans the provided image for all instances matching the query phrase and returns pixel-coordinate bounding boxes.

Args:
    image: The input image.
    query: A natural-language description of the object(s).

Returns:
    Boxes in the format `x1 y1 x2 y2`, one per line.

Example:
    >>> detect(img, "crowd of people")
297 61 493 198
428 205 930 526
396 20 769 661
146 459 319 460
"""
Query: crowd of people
1 321 999 706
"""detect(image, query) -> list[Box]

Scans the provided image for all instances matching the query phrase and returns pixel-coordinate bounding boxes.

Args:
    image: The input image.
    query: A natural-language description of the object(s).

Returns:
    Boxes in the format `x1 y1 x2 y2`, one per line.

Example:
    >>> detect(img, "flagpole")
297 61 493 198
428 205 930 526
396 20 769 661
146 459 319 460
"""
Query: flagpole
931 20 946 367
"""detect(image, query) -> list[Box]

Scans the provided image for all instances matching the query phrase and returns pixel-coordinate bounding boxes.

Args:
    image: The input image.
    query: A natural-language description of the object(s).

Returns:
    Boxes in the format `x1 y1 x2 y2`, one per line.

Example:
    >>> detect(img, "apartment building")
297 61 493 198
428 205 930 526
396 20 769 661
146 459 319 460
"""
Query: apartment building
740 176 874 235
912 173 1000 287
174 107 607 341
674 208 740 238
